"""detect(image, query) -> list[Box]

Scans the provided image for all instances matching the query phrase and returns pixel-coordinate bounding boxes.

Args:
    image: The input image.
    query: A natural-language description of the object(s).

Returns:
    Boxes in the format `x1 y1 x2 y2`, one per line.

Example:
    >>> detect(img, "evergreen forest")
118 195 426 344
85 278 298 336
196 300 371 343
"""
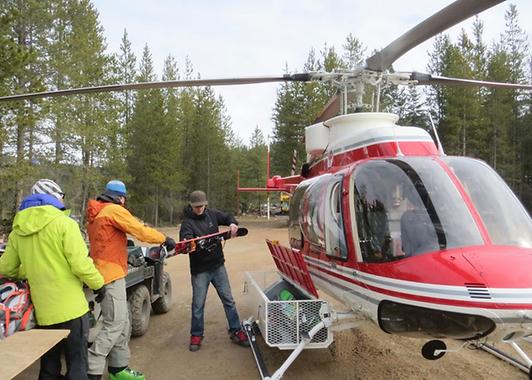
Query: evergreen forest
0 1 531 232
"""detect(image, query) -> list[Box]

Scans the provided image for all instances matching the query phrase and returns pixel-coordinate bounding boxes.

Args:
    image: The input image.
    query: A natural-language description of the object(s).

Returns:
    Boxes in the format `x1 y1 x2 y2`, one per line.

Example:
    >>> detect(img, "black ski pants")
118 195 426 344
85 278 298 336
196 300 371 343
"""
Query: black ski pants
38 312 90 380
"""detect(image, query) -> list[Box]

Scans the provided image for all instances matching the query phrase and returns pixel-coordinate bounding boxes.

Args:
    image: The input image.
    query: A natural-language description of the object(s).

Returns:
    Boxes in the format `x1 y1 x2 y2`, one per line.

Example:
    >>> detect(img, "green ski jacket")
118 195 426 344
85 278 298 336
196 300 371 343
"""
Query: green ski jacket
0 205 103 325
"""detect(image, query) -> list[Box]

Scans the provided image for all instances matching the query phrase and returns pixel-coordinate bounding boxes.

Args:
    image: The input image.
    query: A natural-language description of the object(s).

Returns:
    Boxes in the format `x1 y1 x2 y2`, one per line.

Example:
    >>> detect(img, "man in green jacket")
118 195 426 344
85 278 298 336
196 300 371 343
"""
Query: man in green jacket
0 179 105 380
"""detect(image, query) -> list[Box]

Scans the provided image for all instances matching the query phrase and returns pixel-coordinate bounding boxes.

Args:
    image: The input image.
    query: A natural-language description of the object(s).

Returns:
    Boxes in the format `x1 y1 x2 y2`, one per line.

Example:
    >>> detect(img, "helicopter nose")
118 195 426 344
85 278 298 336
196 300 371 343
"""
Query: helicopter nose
461 247 532 288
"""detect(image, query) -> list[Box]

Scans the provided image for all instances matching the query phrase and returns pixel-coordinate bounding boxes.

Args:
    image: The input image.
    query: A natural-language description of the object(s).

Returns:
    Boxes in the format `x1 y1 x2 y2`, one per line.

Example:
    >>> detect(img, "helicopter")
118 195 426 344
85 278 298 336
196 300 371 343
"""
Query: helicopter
1 0 532 378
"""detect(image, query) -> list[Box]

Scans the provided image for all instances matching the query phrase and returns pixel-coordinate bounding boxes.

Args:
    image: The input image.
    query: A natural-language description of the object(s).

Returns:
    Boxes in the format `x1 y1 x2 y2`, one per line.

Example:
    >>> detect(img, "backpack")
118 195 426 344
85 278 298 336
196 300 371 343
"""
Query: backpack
0 277 35 337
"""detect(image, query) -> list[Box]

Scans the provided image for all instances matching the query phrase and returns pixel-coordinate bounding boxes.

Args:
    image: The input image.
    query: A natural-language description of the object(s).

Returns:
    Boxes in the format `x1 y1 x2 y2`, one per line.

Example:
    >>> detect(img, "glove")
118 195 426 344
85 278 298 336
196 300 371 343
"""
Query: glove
164 236 176 251
94 286 106 303
229 223 238 238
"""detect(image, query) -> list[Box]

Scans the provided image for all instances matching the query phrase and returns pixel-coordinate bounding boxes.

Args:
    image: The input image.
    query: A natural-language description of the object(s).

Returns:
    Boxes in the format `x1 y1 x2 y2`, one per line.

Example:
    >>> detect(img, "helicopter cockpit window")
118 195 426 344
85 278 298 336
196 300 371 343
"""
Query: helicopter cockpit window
352 158 483 262
444 157 532 248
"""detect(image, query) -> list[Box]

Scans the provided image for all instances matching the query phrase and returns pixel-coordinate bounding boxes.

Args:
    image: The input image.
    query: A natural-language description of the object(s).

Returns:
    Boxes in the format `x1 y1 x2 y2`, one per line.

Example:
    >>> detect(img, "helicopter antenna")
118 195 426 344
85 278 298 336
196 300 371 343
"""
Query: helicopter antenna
374 80 382 112
342 85 348 115
426 111 445 155
393 122 404 157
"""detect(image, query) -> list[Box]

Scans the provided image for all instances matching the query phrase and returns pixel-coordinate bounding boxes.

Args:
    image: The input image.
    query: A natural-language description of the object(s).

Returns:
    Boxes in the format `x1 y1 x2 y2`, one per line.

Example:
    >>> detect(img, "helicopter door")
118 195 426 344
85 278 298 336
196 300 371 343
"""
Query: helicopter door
299 176 328 250
293 174 347 258
325 175 348 260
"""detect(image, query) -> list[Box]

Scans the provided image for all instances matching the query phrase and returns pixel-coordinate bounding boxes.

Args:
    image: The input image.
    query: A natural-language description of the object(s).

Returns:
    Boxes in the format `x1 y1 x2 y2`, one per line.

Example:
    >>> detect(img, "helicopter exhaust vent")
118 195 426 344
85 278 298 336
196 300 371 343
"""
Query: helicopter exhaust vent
465 283 491 300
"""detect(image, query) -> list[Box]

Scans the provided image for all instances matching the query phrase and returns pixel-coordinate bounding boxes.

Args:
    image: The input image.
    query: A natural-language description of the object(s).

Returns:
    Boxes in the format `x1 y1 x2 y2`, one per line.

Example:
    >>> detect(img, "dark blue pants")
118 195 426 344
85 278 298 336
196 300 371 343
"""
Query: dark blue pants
38 312 90 380
191 265 241 336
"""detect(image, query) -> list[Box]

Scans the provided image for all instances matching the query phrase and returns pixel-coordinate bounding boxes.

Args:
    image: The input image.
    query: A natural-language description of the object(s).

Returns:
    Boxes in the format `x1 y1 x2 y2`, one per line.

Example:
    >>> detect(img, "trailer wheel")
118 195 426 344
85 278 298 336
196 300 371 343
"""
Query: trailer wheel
129 284 151 337
152 272 172 314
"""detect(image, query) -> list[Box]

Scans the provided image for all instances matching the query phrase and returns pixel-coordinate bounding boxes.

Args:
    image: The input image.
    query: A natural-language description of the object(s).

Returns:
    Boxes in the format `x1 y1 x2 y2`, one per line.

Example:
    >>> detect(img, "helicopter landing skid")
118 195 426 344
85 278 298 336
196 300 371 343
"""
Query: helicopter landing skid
478 342 532 376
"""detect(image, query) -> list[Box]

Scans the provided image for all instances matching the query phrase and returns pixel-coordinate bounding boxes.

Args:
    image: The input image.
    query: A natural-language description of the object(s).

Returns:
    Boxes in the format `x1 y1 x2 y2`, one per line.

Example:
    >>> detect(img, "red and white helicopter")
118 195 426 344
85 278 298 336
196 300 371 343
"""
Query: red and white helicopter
237 0 532 376
2 0 532 377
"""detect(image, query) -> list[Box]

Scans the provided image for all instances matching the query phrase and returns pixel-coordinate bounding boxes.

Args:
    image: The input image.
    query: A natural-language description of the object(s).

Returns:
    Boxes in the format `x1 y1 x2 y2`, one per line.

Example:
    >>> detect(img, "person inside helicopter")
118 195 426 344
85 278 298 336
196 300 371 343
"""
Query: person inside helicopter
354 171 393 263
400 183 440 257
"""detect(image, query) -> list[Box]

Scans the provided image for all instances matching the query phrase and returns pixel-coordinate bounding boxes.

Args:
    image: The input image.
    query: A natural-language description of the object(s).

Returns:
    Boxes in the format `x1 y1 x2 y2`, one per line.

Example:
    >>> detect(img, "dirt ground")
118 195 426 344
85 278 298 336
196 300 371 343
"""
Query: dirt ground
15 217 529 379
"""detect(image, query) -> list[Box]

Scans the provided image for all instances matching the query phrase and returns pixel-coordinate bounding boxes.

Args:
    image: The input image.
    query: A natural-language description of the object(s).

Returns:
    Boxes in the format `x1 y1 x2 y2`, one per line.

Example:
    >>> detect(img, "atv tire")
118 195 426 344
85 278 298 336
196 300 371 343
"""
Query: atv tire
152 272 172 314
129 284 151 337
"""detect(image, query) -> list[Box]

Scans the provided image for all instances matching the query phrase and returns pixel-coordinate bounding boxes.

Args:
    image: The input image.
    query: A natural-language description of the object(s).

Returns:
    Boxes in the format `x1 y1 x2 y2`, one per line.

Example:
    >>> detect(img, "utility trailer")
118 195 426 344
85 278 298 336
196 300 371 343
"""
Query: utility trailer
244 271 332 350
243 270 335 379
242 240 358 380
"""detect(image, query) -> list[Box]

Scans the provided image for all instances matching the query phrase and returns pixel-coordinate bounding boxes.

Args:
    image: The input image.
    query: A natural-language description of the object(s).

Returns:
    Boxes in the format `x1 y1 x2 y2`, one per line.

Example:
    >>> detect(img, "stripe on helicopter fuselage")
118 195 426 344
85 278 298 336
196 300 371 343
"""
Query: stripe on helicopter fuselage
304 256 532 307
311 135 434 168
308 264 529 324
331 135 433 155
311 270 379 305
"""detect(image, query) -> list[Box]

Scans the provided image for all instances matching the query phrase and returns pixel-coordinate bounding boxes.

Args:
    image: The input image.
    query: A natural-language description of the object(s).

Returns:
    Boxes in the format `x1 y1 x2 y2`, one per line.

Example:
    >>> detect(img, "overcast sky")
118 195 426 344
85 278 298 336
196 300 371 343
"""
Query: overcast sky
91 0 532 145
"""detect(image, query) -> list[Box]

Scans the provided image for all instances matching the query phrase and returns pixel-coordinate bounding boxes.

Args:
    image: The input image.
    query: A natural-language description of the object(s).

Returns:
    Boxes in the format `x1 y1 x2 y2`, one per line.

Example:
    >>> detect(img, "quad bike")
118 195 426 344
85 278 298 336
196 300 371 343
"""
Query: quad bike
88 242 172 340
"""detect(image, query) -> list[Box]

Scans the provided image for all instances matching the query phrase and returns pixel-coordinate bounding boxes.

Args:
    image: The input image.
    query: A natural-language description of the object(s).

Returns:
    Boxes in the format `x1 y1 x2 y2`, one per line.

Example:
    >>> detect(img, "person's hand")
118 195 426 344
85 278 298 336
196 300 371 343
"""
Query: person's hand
229 223 238 238
94 286 106 303
164 236 176 251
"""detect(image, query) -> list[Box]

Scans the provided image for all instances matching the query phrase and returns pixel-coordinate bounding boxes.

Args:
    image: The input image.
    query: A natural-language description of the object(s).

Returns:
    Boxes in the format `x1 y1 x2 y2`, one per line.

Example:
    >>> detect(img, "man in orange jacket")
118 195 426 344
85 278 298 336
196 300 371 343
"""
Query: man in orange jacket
87 180 176 380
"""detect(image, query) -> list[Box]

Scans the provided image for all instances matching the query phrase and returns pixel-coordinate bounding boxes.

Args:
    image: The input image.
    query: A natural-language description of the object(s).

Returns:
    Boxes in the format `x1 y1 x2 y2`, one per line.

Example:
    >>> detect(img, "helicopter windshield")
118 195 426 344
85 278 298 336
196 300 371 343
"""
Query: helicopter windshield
444 157 532 248
352 157 483 262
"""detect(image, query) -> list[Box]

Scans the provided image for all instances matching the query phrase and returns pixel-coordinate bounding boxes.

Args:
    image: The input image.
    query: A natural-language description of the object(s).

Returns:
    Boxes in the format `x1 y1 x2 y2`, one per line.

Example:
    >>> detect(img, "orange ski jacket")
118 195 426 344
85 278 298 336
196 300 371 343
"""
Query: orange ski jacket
86 199 165 284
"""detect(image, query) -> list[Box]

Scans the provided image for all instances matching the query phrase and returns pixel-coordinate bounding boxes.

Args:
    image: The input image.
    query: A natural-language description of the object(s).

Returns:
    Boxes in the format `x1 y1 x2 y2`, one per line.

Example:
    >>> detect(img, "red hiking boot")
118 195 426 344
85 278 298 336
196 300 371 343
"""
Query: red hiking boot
189 335 203 352
230 329 250 347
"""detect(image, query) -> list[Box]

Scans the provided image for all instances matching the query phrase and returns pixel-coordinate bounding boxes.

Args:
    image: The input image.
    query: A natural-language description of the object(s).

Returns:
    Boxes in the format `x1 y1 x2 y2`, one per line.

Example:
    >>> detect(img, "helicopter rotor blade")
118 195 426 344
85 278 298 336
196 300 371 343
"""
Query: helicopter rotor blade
365 0 505 72
410 72 532 90
0 74 313 102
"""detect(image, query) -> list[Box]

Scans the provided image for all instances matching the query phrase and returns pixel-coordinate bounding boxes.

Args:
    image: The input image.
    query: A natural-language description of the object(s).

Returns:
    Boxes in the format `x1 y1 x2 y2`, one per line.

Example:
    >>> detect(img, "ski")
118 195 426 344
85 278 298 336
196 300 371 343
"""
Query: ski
174 227 248 255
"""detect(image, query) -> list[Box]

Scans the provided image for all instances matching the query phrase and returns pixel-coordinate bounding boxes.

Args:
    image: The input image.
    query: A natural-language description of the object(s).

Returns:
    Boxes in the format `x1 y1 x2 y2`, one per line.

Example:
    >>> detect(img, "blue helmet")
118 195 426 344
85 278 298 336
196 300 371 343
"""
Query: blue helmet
105 180 127 197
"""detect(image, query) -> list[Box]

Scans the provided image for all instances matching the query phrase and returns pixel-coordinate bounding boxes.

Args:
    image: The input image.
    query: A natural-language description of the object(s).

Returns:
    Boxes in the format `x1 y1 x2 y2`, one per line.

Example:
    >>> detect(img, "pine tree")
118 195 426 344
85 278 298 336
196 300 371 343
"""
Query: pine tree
239 126 267 213
0 0 50 217
61 0 113 216
161 53 184 223
520 56 532 209
466 17 490 161
127 44 168 224
426 34 452 126
118 29 137 127
501 4 528 193
342 33 366 70
104 29 137 179
486 46 513 173
187 86 234 210
400 86 426 127
436 33 475 155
